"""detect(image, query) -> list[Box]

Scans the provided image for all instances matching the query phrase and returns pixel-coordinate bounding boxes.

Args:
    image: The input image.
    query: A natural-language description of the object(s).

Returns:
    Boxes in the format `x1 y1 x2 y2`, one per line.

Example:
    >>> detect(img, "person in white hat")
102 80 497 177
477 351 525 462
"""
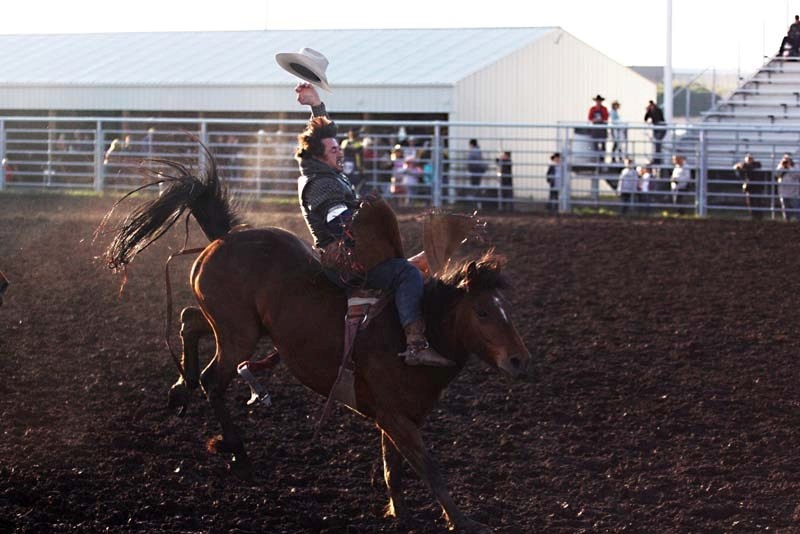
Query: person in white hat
291 82 453 368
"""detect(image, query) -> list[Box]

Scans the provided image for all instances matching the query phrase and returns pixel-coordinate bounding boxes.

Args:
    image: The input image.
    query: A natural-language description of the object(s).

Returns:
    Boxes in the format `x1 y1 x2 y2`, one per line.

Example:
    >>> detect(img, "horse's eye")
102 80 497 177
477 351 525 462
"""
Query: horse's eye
476 308 489 319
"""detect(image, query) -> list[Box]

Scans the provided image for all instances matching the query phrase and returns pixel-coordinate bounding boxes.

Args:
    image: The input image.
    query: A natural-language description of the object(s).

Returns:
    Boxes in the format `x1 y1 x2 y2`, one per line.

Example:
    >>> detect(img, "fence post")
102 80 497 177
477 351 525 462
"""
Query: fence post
559 126 571 213
256 129 266 195
697 128 707 216
199 121 208 169
432 122 442 208
94 121 104 192
45 128 53 187
0 120 5 191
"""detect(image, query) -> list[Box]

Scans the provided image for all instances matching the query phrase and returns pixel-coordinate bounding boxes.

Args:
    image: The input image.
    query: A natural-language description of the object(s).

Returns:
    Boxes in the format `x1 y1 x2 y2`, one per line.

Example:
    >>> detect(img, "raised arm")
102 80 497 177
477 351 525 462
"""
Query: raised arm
295 82 328 118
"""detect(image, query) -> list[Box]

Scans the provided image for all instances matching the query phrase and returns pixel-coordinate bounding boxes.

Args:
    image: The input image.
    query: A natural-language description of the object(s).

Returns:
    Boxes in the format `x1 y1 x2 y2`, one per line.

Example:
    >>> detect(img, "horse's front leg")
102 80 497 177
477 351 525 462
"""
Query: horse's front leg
378 413 491 534
168 306 212 414
381 429 408 519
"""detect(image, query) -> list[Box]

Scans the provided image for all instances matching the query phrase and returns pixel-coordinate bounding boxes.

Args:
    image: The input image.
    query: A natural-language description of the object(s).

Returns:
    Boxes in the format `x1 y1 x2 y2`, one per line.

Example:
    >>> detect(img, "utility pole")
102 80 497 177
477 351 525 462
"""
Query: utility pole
664 0 674 124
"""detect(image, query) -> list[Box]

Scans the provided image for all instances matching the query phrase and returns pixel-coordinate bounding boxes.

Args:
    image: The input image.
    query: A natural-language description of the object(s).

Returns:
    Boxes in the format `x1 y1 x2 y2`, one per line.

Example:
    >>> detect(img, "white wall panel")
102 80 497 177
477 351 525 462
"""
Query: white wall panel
0 85 452 114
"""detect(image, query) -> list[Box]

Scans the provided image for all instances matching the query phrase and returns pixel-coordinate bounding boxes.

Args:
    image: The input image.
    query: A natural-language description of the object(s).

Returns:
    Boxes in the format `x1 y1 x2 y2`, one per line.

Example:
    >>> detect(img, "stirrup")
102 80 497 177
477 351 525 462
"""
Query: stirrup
237 362 272 407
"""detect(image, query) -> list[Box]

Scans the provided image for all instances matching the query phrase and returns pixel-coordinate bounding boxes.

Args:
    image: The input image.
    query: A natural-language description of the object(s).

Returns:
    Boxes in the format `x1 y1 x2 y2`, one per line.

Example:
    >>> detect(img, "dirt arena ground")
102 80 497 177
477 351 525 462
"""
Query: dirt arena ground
2 192 800 533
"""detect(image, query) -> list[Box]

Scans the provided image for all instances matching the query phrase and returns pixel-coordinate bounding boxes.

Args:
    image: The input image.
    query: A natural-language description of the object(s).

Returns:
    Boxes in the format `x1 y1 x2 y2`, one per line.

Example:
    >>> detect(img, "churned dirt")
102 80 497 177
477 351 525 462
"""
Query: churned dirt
2 192 800 533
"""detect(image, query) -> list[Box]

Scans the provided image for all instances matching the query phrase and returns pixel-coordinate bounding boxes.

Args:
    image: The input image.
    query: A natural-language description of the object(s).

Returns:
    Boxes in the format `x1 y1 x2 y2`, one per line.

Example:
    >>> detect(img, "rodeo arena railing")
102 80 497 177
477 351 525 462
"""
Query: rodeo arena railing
0 115 798 220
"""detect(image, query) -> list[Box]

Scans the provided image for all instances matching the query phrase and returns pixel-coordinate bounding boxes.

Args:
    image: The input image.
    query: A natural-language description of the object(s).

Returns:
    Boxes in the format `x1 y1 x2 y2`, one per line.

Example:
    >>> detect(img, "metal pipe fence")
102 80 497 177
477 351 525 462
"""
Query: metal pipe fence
1 115 799 220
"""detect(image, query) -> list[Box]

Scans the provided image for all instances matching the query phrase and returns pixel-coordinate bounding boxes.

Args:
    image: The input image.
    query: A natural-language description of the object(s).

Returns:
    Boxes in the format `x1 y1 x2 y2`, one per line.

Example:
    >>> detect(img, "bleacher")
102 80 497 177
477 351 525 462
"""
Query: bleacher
694 56 800 168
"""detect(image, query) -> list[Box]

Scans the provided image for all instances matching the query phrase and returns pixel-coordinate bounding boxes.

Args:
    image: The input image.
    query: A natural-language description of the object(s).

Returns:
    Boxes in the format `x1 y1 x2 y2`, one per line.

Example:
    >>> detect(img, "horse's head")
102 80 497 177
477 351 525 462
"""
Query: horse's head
0 269 8 308
437 254 531 379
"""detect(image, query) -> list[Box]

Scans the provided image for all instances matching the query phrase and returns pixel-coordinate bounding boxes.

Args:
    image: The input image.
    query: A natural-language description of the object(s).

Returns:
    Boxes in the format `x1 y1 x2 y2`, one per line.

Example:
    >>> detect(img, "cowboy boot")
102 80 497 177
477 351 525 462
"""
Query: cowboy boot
237 361 272 407
400 318 454 367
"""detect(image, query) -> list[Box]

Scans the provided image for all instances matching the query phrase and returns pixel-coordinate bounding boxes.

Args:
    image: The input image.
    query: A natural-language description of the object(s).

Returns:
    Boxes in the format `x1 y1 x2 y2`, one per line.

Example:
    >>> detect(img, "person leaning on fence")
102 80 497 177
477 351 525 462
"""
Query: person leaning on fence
496 151 513 212
644 100 666 163
587 95 609 163
546 152 562 214
670 155 693 213
617 158 638 215
776 154 800 221
466 138 488 200
733 153 765 219
609 100 626 163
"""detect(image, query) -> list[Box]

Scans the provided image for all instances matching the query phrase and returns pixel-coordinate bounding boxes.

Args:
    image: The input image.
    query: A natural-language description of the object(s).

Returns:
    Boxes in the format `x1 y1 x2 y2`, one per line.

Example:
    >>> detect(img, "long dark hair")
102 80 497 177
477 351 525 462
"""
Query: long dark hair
97 141 242 271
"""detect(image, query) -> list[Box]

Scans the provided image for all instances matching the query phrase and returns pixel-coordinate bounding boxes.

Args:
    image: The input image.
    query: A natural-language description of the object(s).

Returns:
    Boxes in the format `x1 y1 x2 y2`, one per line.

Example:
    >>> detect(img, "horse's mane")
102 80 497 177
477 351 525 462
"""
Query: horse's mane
423 251 508 336
437 250 508 292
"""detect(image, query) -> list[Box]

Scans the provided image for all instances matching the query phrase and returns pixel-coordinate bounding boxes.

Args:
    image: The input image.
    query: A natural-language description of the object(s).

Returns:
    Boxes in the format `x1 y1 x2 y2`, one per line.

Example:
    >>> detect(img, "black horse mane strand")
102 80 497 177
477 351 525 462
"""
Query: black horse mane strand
100 141 243 271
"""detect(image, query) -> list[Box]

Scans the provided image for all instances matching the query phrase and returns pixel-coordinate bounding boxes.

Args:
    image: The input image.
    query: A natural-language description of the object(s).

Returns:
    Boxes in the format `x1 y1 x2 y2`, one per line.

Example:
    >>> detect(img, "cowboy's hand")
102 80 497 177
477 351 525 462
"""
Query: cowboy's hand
320 241 345 270
295 83 321 107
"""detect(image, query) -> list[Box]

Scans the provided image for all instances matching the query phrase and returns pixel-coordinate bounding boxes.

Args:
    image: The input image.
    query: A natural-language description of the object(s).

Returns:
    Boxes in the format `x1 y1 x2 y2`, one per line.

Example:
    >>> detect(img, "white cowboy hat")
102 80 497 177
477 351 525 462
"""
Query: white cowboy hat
275 48 332 92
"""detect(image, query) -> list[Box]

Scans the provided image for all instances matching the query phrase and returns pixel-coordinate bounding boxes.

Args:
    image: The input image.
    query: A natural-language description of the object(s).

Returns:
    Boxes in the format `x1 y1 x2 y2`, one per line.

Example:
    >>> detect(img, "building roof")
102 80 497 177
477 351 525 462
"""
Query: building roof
0 27 556 88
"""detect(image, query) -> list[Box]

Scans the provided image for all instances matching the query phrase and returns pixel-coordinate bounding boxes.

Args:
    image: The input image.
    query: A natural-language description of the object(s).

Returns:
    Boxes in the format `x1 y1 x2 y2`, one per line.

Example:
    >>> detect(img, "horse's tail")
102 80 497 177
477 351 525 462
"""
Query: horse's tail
100 142 242 271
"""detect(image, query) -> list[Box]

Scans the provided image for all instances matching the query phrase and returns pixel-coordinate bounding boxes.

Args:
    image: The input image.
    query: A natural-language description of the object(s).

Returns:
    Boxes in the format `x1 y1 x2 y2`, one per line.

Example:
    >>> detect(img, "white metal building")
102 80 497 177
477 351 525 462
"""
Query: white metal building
0 27 654 120
0 28 656 203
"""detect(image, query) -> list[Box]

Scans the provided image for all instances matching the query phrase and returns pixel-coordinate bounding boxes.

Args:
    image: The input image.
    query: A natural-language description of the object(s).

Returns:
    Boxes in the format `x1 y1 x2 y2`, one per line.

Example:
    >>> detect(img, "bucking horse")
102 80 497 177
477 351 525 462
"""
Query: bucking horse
99 145 532 533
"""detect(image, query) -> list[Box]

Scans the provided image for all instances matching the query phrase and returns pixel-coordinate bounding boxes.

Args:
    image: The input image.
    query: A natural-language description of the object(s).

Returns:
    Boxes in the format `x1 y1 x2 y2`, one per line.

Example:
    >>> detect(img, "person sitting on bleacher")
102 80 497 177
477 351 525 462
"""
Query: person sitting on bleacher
778 15 800 57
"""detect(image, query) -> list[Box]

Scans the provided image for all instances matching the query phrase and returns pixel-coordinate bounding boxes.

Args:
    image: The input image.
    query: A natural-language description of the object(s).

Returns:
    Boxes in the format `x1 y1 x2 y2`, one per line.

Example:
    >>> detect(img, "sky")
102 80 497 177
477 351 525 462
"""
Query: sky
2 0 800 75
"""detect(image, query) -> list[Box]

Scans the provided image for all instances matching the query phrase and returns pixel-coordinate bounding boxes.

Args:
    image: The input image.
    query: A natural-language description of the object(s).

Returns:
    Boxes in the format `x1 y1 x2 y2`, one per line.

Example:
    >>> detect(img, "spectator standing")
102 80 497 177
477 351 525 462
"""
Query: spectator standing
466 138 487 202
617 158 638 214
670 155 693 213
496 151 513 211
419 149 433 201
776 154 800 221
360 136 380 193
637 165 652 213
389 144 409 205
340 128 364 190
402 136 418 161
733 153 765 219
609 100 626 163
587 95 609 163
546 152 562 214
644 100 666 163
401 157 423 206
103 135 131 165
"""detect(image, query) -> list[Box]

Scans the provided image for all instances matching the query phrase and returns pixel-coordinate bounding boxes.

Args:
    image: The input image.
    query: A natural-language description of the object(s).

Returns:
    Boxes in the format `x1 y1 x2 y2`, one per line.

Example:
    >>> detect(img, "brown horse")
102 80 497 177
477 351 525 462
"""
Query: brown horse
102 149 532 533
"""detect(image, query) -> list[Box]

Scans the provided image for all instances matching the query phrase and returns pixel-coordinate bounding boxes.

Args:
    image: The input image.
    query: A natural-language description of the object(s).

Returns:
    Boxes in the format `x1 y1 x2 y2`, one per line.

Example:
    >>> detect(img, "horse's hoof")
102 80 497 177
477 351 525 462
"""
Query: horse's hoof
167 382 190 416
453 518 492 533
383 501 408 521
206 435 225 454
229 455 254 482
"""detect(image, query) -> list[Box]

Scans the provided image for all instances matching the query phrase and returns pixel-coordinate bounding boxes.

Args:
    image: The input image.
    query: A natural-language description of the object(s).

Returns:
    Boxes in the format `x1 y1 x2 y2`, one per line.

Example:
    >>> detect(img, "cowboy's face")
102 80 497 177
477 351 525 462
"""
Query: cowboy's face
319 137 344 171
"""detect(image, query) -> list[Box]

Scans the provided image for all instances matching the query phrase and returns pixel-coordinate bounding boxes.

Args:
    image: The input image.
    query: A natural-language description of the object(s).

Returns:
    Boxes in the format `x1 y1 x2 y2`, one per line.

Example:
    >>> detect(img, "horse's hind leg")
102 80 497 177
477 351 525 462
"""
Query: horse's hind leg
180 306 210 388
168 306 212 414
379 413 491 534
381 430 408 520
200 327 260 480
